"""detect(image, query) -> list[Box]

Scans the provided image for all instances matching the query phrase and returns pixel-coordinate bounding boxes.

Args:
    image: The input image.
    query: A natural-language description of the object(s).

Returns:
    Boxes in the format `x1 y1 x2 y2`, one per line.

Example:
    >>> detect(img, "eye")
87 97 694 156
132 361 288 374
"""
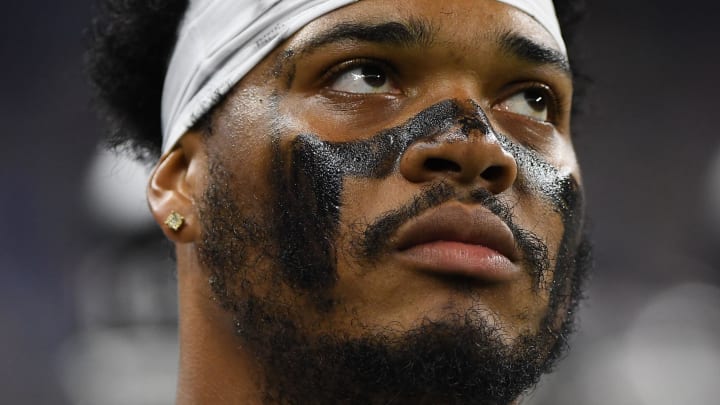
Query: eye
496 86 554 122
327 62 400 95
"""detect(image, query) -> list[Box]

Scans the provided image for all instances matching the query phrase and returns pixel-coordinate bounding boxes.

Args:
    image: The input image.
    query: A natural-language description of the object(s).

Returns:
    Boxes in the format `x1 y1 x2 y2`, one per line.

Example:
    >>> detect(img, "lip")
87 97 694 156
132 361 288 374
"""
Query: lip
392 203 520 282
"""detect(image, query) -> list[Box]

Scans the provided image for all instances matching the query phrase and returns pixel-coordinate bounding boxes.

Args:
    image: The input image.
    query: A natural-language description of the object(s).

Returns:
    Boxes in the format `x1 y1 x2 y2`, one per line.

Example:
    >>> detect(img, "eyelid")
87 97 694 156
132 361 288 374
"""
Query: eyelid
319 58 401 93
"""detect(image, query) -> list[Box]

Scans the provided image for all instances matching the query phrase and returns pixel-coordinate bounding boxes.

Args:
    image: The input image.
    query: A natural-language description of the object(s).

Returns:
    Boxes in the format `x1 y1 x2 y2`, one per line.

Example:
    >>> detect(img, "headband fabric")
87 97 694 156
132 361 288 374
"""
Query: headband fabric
498 0 566 56
161 0 566 154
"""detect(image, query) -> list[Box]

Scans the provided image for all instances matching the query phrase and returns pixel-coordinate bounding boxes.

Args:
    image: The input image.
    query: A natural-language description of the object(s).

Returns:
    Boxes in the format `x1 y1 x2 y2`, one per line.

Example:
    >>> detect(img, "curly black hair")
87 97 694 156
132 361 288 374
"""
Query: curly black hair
86 0 587 163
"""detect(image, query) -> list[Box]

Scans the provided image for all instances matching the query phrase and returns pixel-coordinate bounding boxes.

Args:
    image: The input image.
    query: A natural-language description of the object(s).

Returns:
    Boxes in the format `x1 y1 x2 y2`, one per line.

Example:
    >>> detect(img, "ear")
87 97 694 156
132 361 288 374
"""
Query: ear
148 131 207 243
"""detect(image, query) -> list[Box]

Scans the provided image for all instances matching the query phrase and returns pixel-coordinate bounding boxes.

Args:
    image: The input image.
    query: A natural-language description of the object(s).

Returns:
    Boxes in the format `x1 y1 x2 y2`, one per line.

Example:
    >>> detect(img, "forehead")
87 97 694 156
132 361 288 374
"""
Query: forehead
286 0 563 56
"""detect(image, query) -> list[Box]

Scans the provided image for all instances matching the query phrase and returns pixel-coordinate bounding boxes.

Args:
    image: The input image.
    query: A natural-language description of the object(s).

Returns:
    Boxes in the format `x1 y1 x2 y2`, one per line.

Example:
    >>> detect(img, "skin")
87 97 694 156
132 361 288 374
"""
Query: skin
147 0 583 403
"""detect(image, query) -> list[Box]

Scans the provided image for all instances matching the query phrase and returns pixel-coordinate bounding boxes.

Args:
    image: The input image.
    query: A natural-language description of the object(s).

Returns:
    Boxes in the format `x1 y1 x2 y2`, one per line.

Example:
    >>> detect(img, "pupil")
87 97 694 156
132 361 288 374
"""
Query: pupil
524 90 546 112
361 65 386 87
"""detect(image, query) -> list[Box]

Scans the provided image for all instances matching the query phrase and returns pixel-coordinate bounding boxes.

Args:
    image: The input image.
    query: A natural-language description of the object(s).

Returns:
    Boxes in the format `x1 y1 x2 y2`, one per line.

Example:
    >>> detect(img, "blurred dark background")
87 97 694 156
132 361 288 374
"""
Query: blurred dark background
1 1 719 404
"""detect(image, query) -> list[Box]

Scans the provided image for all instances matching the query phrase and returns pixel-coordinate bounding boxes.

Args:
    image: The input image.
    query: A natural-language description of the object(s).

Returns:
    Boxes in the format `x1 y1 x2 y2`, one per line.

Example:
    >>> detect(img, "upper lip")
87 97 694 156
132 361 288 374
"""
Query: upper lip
392 202 519 262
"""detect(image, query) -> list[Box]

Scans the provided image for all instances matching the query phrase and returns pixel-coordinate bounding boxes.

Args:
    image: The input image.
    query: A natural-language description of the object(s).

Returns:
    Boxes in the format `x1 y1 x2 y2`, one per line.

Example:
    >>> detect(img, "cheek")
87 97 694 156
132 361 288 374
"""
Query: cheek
511 198 566 285
204 85 290 213
490 111 580 181
281 93 407 142
544 135 580 182
206 139 276 214
556 141 582 190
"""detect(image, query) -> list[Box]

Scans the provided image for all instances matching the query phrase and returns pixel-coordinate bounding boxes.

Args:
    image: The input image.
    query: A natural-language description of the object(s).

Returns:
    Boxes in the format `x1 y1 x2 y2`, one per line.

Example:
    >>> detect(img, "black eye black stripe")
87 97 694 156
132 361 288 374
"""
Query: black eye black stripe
270 98 583 296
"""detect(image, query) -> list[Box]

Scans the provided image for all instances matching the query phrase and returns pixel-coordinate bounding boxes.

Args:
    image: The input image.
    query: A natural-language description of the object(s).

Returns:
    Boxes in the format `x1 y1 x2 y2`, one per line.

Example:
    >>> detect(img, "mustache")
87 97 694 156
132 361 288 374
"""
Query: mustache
353 182 550 287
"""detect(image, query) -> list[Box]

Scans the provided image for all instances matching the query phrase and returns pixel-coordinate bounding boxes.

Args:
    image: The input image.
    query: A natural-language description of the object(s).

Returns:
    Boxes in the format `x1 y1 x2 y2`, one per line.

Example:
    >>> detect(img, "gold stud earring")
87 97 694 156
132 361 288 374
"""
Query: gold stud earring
164 211 185 231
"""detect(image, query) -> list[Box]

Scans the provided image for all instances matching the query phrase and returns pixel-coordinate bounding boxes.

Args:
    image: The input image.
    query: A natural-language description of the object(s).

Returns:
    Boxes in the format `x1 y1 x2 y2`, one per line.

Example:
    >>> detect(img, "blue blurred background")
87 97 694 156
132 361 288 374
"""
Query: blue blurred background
1 1 719 403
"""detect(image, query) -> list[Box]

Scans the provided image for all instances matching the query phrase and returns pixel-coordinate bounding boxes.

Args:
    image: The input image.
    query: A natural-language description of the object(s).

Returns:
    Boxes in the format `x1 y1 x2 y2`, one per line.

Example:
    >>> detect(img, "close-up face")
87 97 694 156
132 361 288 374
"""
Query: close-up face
179 0 589 402
13 0 720 403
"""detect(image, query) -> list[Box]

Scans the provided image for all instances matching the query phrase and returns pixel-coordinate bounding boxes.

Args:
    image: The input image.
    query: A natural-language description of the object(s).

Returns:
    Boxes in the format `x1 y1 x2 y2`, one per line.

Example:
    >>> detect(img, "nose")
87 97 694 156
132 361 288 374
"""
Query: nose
399 103 518 194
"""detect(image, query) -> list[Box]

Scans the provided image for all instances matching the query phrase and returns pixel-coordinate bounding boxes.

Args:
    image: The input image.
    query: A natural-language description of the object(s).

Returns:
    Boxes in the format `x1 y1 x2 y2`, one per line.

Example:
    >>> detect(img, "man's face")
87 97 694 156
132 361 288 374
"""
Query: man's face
194 0 589 402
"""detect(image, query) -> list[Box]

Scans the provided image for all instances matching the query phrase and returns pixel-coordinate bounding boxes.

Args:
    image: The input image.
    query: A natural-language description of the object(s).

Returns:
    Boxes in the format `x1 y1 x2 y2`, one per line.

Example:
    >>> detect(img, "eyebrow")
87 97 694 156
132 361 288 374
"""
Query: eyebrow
297 18 436 54
283 19 571 78
498 32 571 75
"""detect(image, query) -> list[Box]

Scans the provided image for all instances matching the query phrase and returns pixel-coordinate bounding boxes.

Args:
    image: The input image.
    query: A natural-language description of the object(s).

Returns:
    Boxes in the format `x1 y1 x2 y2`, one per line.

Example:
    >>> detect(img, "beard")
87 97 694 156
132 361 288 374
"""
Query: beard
197 156 592 405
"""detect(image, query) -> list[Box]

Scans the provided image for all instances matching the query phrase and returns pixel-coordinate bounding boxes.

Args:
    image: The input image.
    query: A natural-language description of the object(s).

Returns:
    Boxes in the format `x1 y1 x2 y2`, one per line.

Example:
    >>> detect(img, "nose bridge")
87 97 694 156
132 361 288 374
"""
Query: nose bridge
423 75 483 108
398 99 518 194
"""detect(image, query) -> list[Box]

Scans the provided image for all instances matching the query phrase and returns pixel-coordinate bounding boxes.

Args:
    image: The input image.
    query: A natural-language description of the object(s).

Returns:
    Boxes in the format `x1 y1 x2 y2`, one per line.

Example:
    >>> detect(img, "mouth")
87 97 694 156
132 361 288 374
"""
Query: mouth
393 202 521 283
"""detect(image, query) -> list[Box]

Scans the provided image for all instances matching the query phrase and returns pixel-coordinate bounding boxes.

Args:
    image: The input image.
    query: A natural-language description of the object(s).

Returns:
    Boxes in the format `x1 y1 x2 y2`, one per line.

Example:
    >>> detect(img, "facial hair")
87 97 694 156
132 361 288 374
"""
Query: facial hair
196 99 592 404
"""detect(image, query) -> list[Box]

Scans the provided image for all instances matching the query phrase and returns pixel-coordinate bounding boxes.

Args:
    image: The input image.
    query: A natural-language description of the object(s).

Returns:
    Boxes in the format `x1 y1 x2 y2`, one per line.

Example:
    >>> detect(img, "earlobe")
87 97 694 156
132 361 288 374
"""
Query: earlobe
147 132 207 243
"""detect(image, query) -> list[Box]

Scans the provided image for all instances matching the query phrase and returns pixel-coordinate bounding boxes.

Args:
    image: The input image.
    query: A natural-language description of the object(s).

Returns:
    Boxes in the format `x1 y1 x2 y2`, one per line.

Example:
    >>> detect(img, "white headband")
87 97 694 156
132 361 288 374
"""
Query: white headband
161 0 566 154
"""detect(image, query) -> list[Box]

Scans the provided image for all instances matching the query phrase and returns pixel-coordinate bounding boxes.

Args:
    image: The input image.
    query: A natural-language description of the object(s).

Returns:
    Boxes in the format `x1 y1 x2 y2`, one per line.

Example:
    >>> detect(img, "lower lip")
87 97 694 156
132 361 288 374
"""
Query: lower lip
398 241 518 282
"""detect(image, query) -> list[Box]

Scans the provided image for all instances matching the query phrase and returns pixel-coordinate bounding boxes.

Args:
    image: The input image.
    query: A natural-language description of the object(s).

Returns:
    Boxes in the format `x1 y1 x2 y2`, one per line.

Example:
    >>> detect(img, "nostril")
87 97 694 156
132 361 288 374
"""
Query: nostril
481 165 505 182
424 158 462 173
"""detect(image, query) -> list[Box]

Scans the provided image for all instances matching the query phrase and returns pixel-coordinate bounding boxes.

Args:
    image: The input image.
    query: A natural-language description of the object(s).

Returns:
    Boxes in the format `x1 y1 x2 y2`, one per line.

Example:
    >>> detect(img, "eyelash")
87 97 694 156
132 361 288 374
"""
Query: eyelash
320 58 399 91
317 58 566 122
498 82 564 123
538 83 564 118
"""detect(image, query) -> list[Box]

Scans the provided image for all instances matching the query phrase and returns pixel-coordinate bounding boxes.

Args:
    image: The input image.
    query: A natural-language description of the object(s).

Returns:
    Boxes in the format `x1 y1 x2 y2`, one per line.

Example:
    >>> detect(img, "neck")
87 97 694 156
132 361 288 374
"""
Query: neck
175 244 264 405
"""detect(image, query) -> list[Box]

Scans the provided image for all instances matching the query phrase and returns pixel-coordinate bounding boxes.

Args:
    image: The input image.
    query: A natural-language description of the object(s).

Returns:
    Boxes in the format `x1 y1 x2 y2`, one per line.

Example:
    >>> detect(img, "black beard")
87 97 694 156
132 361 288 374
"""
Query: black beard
235 305 559 405
197 98 591 405
196 157 592 405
